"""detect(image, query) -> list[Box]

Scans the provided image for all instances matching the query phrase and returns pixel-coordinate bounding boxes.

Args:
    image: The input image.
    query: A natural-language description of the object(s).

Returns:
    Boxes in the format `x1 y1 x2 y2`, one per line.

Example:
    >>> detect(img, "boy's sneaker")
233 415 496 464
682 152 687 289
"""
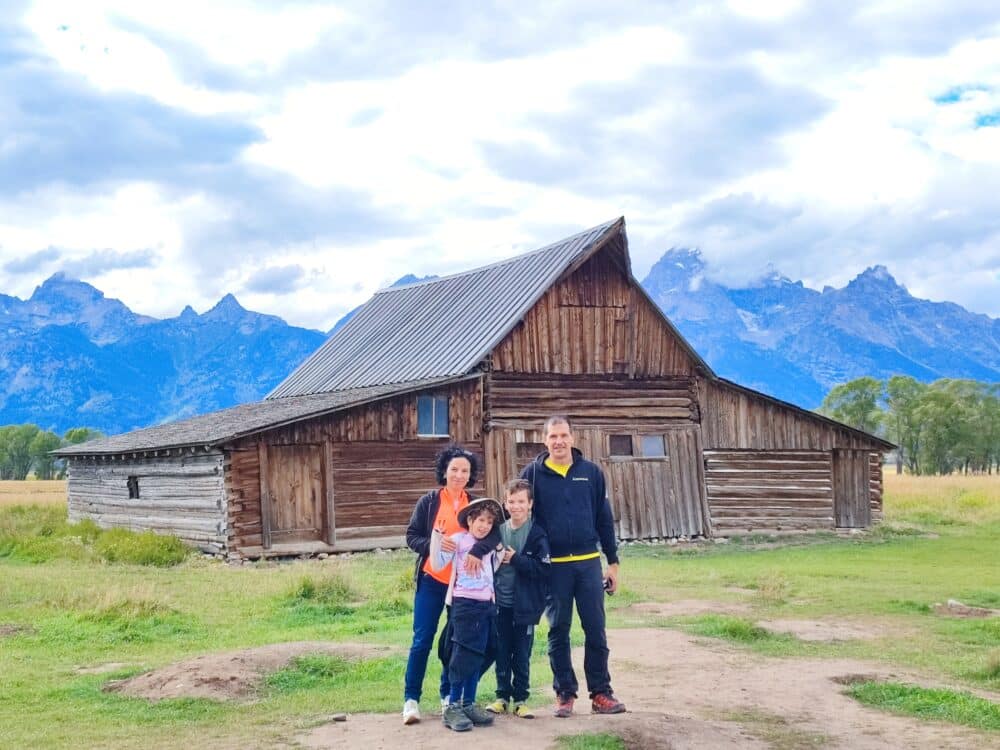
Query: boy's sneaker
402 698 421 725
553 694 575 718
485 698 508 714
512 701 535 718
442 702 473 732
591 692 626 714
462 702 495 726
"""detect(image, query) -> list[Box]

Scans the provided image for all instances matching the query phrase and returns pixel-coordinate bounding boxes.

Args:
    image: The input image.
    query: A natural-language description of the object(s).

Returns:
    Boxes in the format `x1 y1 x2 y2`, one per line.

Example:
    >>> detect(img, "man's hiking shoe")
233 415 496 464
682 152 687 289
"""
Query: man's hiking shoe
442 703 473 732
512 701 535 718
591 692 626 714
402 698 421 725
553 694 575 718
485 698 508 714
463 702 495 726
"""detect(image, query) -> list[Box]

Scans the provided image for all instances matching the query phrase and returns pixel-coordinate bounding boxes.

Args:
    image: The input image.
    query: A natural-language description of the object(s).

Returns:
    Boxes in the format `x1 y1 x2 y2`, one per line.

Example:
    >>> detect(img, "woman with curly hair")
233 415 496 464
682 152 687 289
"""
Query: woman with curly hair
401 444 500 725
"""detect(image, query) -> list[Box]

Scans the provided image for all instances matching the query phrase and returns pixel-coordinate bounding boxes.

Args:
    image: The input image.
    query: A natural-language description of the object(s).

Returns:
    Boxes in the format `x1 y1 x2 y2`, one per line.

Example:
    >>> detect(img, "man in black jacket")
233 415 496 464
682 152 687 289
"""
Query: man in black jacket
520 416 626 717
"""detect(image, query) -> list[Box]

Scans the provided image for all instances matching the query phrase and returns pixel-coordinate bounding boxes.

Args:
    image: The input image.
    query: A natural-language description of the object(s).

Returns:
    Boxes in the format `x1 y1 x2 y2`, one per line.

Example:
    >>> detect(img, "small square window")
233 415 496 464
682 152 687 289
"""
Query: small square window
640 435 666 457
127 475 140 499
417 394 449 436
609 435 633 456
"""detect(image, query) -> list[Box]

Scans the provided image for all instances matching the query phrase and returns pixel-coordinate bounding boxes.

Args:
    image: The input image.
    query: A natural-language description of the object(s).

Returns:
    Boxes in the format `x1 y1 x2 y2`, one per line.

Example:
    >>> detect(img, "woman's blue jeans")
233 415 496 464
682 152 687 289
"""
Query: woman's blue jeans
403 572 450 702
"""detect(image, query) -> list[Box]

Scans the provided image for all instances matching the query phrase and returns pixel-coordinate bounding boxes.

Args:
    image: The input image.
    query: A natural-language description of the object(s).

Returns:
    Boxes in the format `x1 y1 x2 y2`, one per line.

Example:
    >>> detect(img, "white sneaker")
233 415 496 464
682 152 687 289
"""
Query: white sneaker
402 699 421 725
441 696 451 708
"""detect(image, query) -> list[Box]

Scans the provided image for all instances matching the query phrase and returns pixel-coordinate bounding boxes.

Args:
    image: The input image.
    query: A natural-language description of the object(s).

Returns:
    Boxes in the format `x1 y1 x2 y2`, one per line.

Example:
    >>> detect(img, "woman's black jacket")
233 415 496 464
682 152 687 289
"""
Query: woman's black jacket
406 489 501 584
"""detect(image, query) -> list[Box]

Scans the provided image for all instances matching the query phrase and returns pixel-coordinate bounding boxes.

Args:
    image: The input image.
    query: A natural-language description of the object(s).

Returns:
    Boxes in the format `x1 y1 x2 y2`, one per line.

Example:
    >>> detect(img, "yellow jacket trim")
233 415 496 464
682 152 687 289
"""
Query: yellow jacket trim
550 551 601 563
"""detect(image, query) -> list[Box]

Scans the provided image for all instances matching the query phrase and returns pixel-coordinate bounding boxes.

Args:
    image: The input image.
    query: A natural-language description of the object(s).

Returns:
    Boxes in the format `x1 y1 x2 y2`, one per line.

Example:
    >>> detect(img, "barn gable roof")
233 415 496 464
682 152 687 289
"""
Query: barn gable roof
269 217 677 398
53 375 472 456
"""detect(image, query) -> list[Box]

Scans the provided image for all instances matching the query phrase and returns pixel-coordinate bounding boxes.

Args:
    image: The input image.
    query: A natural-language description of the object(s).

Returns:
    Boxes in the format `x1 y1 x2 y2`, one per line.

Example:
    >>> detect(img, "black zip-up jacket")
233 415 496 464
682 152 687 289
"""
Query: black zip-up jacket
520 448 619 565
406 489 502 584
505 521 551 625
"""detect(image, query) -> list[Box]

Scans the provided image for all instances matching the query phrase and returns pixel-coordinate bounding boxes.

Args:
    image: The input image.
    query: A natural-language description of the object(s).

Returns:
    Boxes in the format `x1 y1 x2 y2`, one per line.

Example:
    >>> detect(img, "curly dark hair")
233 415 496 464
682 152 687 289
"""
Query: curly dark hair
434 444 480 487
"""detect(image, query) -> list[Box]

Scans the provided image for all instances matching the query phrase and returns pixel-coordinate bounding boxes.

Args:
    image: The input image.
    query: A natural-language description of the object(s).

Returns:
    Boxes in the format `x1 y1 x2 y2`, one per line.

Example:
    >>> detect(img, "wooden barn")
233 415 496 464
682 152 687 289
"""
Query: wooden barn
55 218 893 558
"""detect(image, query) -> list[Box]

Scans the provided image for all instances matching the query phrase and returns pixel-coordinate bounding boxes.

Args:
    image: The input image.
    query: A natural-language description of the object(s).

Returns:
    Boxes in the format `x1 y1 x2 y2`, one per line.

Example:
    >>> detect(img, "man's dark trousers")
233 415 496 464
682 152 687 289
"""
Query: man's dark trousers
546 556 610 698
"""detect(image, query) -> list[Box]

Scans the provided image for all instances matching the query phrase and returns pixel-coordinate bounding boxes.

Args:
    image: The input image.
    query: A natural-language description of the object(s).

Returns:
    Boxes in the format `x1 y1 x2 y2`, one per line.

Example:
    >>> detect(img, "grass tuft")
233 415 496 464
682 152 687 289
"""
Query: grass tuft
687 615 784 644
94 528 188 566
265 654 400 696
554 732 626 750
279 573 360 624
846 681 1000 732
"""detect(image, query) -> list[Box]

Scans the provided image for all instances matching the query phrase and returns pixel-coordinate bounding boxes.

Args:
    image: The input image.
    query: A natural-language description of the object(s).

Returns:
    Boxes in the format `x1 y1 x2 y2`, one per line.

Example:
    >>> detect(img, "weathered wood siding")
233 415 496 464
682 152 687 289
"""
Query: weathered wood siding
704 450 834 532
701 380 886 451
487 372 699 427
605 428 710 539
833 449 872 528
225 378 483 555
492 246 698 377
67 451 226 553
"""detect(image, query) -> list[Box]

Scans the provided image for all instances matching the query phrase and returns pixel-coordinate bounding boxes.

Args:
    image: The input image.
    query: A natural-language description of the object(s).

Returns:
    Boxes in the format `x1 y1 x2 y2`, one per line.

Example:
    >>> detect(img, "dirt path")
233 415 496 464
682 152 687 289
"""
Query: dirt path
298 625 997 750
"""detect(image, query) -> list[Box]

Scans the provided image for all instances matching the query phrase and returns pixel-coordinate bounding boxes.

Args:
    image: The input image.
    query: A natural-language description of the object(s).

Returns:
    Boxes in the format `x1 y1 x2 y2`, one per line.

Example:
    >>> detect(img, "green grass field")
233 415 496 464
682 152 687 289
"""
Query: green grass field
0 473 997 748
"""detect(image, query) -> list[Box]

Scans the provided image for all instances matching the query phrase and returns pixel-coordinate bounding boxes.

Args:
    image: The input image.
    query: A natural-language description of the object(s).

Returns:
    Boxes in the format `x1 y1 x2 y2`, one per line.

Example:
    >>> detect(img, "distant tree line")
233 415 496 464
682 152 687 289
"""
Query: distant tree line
819 376 999 475
0 425 103 480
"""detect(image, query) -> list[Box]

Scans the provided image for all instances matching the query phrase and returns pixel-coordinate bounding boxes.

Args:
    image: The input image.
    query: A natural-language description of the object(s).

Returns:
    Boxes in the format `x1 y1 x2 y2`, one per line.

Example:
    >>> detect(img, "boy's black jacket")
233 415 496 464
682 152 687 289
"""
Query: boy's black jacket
406 488 501 583
506 520 551 625
520 448 619 565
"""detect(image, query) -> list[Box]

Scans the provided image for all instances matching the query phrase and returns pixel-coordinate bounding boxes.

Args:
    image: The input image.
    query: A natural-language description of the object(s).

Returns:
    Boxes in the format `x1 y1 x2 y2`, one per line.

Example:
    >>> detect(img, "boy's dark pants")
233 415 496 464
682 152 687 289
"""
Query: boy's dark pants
448 598 495 689
546 556 611 699
494 605 534 703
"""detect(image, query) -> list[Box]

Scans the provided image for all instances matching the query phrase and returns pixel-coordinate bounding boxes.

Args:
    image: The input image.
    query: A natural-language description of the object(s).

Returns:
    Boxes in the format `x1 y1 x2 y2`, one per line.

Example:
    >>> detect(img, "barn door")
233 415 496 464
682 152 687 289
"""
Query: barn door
833 449 871 528
261 443 332 545
604 428 710 539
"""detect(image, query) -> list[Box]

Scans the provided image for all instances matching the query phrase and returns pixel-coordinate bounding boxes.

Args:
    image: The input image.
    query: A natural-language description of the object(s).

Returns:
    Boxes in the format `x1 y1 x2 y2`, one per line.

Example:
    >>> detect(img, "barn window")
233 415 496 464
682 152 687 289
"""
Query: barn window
640 434 666 457
609 435 633 456
127 475 140 499
417 394 449 436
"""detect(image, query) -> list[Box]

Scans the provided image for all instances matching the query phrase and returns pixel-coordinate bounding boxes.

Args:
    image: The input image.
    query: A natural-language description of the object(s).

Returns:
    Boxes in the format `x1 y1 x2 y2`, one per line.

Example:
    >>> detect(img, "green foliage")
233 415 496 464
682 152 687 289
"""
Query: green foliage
72 595 195 644
822 376 1000 475
265 654 400 696
63 427 105 445
94 529 189 567
846 681 1000 731
280 574 359 623
819 376 884 434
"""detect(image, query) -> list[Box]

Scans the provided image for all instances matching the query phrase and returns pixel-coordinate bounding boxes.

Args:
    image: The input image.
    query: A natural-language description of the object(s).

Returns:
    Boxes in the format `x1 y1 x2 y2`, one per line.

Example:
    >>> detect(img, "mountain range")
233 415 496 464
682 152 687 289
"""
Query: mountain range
2 256 997 435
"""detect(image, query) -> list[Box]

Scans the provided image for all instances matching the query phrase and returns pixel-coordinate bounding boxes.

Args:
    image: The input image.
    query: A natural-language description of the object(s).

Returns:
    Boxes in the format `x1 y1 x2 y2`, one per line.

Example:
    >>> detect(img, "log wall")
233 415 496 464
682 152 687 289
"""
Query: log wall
225 378 484 555
67 451 226 553
700 380 887 451
869 453 883 522
491 247 697 376
704 450 834 533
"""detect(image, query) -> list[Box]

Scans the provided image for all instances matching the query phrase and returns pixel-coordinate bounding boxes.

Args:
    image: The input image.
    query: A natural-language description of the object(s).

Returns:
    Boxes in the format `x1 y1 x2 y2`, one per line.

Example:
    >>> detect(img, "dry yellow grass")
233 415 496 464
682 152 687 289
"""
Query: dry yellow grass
0 480 67 507
883 470 1000 525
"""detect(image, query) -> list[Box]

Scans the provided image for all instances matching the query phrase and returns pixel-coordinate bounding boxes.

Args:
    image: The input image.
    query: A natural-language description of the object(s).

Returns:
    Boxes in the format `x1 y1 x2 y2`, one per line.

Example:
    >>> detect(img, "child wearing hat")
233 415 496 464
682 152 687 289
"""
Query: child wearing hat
430 496 505 732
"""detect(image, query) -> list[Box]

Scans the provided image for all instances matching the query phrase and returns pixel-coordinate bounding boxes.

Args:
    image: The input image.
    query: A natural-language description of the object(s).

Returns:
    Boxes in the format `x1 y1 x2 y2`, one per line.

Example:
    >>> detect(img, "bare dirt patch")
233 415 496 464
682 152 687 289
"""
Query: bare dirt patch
0 623 34 637
104 641 397 702
758 618 888 642
299 628 997 750
630 600 751 618
934 599 1000 618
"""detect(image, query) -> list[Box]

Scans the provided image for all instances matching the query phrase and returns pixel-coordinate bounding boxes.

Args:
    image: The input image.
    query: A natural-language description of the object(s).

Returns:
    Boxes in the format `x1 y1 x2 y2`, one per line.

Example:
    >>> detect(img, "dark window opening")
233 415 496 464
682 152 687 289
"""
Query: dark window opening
417 394 449 436
640 435 666 457
127 475 140 499
609 434 633 456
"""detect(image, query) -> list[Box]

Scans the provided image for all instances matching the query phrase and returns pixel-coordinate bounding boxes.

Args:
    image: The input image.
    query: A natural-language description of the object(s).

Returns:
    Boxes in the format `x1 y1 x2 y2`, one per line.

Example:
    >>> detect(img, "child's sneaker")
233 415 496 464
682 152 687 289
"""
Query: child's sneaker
402 698 420 725
591 692 626 714
553 694 575 718
442 702 472 732
462 702 495 726
485 698 508 714
512 701 534 718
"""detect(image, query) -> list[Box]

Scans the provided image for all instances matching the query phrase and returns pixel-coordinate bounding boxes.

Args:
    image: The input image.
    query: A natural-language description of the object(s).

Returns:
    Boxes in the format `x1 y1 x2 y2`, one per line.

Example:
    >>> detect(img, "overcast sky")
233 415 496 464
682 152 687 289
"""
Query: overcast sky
2 0 999 330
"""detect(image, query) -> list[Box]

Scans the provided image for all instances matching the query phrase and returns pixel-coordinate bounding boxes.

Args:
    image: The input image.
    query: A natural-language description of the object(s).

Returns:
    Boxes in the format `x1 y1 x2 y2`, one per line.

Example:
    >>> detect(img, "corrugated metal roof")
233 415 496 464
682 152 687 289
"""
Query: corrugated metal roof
268 218 625 398
54 376 470 456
